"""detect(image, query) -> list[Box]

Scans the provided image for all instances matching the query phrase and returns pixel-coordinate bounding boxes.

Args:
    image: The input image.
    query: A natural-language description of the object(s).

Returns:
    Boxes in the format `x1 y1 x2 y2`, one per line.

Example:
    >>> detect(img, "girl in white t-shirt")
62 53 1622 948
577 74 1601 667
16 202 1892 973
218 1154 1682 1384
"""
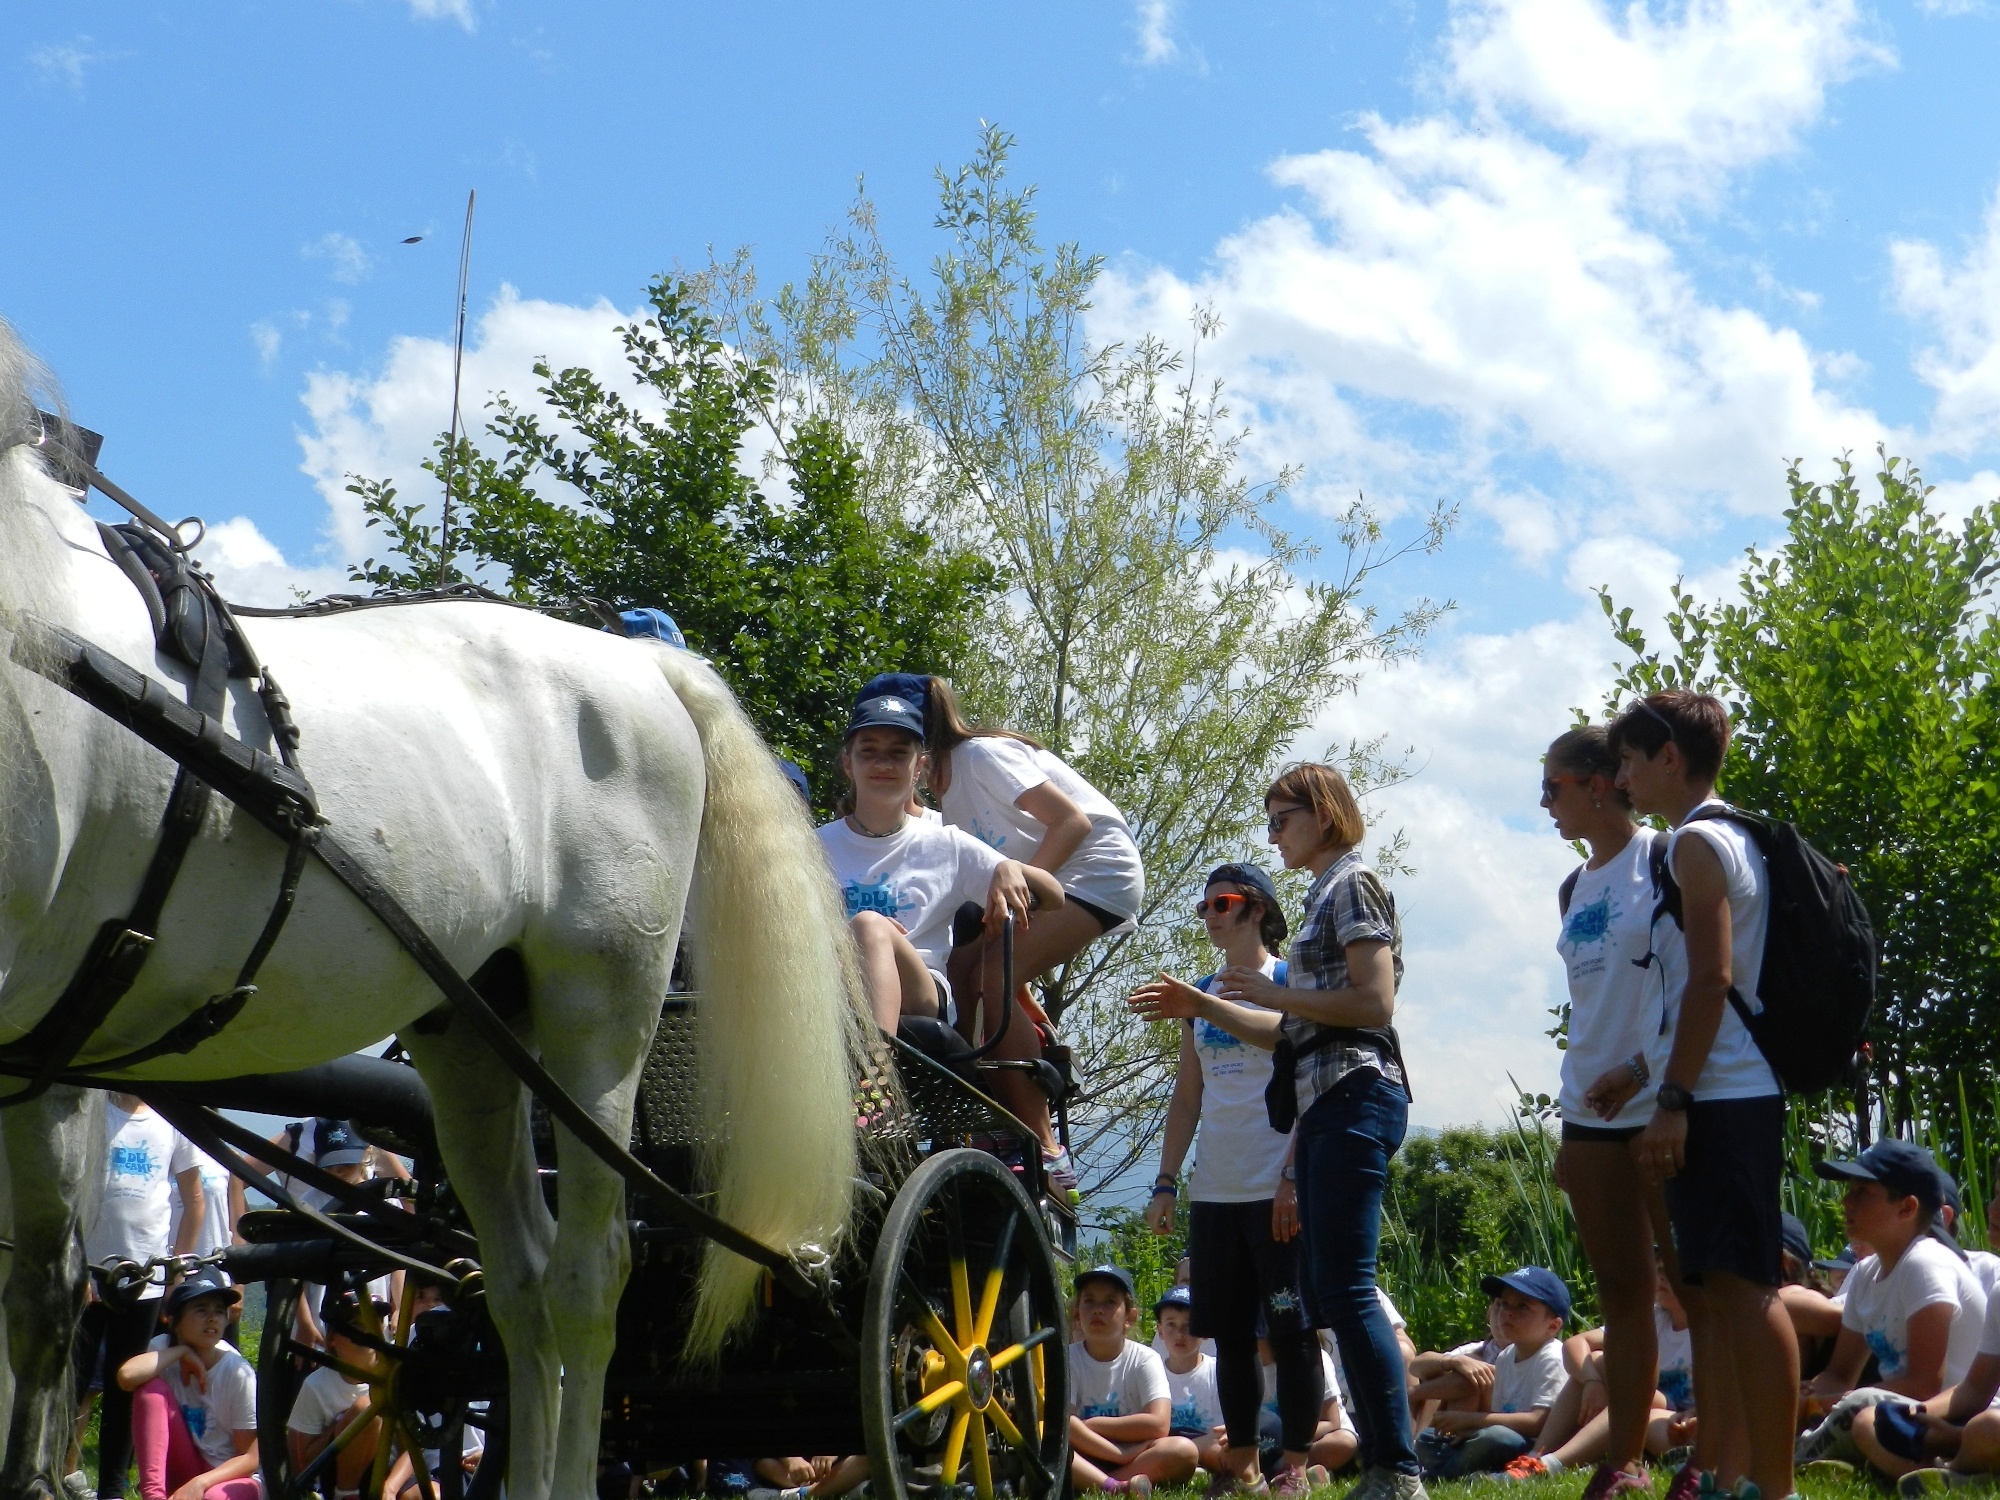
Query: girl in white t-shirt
1129 863 1325 1496
1535 724 1678 1494
116 1270 261 1500
816 694 1061 1038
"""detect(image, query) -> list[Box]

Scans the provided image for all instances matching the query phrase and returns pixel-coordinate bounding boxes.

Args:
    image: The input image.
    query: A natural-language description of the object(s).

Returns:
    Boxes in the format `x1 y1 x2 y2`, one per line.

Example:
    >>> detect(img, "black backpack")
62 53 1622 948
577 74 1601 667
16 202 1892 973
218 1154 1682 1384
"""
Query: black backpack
1649 805 1877 1094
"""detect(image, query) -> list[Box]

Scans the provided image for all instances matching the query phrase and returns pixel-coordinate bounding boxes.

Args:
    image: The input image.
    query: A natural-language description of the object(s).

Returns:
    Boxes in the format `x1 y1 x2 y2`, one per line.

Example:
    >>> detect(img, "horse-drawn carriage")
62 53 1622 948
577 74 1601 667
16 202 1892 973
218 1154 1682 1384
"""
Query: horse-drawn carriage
110 990 1077 1500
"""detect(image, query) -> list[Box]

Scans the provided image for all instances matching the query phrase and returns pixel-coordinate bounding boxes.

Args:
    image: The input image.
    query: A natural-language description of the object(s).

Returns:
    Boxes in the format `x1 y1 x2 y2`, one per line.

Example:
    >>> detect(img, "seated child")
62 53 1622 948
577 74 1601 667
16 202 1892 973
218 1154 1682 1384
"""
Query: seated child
817 695 1062 1032
382 1277 492 1500
288 1289 393 1496
115 1267 260 1500
1407 1297 1505 1423
1797 1143 1990 1470
1501 1255 1694 1479
1415 1267 1569 1479
1258 1335 1358 1482
1154 1287 1229 1478
1851 1265 2000 1494
745 1455 870 1500
1068 1265 1200 1496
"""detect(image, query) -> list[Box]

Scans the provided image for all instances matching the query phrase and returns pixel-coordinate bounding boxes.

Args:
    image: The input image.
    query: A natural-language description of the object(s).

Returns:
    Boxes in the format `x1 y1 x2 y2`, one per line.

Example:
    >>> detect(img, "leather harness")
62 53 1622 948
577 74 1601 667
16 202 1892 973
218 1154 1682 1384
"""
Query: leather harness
0 411 839 1318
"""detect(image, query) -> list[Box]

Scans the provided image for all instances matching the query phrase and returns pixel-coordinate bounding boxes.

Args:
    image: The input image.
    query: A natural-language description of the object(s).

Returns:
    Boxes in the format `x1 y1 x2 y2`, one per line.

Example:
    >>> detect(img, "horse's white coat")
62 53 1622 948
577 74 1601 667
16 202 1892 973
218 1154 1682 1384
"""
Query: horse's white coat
0 318 869 1498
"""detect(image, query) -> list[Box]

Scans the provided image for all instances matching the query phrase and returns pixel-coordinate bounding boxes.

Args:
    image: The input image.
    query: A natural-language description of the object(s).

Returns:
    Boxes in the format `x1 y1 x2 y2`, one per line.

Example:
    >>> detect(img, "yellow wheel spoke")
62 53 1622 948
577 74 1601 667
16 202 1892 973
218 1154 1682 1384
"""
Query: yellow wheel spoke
988 1341 1027 1372
322 1400 380 1459
941 1407 972 1486
968 1407 994 1500
915 1302 966 1374
397 1415 440 1500
973 1262 1006 1348
949 1256 974 1346
987 1400 1026 1452
894 1379 967 1428
1030 1342 1045 1443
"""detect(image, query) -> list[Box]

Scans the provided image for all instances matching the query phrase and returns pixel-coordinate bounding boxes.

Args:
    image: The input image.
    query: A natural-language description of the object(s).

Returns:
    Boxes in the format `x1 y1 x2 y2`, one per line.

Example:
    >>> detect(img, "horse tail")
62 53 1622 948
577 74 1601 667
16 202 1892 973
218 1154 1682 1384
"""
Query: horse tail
653 647 870 1359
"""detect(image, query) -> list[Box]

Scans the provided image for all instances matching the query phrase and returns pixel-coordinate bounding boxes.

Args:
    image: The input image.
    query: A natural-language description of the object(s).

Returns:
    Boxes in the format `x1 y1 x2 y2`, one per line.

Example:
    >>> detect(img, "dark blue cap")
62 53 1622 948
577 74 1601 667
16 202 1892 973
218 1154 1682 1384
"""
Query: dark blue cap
776 759 812 803
855 673 929 718
1154 1284 1193 1313
1781 1213 1811 1265
315 1118 367 1168
1814 1247 1857 1274
1480 1265 1572 1323
846 694 926 744
1814 1140 1943 1217
613 608 688 648
163 1265 239 1320
1074 1264 1137 1300
1205 863 1287 941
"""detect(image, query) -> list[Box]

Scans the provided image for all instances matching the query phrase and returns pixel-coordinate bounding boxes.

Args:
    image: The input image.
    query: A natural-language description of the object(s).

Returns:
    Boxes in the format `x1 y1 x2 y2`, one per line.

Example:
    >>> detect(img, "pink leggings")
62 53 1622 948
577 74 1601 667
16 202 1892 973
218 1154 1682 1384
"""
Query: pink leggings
131 1378 263 1500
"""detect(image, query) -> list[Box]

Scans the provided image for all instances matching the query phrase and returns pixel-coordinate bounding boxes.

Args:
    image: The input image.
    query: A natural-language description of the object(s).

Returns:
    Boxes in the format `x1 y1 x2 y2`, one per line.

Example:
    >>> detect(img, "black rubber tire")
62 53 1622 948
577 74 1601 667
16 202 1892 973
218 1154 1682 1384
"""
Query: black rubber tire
861 1148 1070 1500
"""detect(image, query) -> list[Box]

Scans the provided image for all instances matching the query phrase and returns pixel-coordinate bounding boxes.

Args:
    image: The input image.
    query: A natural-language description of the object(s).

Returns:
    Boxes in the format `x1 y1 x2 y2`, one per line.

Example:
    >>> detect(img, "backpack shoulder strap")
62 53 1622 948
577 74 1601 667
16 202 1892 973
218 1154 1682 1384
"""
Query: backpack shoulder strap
1273 960 1289 986
1649 831 1682 930
1558 865 1583 917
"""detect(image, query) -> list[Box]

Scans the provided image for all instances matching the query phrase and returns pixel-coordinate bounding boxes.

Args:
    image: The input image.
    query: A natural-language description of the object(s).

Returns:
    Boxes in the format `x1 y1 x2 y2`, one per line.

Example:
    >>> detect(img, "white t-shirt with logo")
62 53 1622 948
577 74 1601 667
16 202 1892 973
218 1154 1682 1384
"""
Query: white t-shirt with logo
288 1362 365 1436
171 1155 234 1260
1656 1306 1695 1411
1069 1339 1171 1419
939 737 1144 925
145 1334 255 1468
1165 1353 1225 1435
1491 1339 1567 1413
1649 804 1780 1100
817 817 1006 978
87 1103 199 1291
1840 1238 1988 1388
1557 830 1665 1127
1188 958 1287 1202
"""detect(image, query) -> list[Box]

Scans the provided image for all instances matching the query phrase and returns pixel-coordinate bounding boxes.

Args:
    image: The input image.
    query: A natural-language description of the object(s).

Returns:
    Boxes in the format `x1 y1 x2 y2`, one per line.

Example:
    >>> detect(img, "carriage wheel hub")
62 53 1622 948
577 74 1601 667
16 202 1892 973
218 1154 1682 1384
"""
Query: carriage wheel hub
964 1344 994 1409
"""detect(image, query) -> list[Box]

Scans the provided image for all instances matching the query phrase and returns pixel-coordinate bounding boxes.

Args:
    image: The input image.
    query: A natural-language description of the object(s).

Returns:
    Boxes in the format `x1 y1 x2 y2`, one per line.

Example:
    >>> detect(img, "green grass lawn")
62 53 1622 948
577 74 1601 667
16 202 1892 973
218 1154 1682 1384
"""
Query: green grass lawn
1138 1465 1889 1500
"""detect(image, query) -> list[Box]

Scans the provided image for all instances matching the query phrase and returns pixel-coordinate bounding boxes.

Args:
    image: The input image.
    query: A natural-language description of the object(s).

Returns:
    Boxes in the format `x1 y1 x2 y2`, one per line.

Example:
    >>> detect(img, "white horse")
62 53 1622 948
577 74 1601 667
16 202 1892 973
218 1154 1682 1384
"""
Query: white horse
0 317 870 1499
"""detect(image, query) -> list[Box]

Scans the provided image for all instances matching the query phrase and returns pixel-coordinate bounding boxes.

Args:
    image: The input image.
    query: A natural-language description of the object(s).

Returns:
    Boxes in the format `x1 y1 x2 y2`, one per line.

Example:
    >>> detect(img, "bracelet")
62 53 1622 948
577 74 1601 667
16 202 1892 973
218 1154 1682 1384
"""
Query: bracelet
1627 1053 1651 1087
1150 1185 1176 1197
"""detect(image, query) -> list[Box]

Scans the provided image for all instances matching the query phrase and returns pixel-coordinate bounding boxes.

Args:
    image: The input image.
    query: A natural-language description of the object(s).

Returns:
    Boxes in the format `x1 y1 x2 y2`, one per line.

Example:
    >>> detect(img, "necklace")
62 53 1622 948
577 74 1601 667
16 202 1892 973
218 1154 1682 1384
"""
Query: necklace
847 813 906 839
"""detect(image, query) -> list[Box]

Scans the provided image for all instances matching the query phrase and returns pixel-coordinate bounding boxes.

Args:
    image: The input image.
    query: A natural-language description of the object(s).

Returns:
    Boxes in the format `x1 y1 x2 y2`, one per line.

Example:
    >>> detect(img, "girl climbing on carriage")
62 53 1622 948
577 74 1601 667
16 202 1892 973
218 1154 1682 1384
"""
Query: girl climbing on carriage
815 689 1064 1040
853 674 1144 1189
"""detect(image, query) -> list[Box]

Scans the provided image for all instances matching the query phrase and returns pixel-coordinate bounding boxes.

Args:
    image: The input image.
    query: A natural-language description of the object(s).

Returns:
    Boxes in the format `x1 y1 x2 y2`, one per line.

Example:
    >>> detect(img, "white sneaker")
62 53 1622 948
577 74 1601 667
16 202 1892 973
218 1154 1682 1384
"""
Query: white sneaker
60 1474 96 1500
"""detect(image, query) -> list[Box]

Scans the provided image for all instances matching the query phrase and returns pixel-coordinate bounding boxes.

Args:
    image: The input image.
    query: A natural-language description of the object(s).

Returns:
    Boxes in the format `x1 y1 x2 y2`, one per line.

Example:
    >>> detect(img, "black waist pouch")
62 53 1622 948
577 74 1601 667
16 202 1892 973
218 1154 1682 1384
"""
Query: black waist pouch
1265 1024 1411 1132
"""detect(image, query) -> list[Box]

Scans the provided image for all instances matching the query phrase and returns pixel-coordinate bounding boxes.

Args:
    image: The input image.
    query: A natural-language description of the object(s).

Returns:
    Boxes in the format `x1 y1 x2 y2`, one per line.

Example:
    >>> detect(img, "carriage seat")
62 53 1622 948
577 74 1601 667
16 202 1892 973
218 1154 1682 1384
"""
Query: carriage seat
893 1014 1070 1106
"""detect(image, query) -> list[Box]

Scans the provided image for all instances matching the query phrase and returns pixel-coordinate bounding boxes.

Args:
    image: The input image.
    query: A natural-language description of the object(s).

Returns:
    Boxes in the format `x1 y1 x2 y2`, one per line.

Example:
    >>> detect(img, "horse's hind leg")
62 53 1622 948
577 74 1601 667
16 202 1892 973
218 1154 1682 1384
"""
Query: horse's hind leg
532 962 663 1500
0 1088 103 1499
404 1022 560 1500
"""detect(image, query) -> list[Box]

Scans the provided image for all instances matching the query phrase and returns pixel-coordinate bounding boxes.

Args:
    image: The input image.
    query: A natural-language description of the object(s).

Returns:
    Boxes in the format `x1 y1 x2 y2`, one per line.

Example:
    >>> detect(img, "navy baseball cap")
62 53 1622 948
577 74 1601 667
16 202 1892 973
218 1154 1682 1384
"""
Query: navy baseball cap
855 673 930 718
1780 1213 1811 1266
846 694 926 744
163 1266 240 1320
1205 863 1288 940
1814 1247 1858 1274
315 1118 368 1169
1814 1140 1944 1217
776 759 812 803
1154 1284 1193 1313
1480 1265 1572 1323
1074 1264 1137 1301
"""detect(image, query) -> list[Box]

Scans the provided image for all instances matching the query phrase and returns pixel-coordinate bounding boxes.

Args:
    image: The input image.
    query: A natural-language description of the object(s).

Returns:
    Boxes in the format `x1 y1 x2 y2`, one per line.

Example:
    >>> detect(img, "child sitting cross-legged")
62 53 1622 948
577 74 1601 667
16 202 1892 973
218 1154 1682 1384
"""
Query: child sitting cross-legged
1069 1266 1200 1496
1796 1141 1990 1477
115 1267 261 1500
287 1289 393 1499
1406 1297 1505 1427
1414 1268 1571 1480
1153 1286 1231 1482
1498 1253 1696 1481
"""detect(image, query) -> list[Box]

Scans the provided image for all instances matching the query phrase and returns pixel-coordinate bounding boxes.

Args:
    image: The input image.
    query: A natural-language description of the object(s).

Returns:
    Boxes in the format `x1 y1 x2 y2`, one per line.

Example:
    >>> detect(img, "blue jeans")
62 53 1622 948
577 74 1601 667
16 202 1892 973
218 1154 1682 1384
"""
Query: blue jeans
1418 1424 1532 1478
1295 1068 1416 1476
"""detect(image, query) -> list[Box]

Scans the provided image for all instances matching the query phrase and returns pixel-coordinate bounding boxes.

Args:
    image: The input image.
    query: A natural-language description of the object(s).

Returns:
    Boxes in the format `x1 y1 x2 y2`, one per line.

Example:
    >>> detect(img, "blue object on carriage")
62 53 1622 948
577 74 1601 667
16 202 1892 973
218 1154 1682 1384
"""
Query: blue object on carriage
855 672 929 717
777 759 811 802
611 608 688 648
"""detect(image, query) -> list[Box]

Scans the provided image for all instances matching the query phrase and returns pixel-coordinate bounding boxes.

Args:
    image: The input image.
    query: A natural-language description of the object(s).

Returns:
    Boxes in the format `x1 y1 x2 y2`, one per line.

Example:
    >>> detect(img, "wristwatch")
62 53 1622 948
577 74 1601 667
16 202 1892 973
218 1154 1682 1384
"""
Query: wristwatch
1657 1082 1694 1112
1280 1164 1297 1183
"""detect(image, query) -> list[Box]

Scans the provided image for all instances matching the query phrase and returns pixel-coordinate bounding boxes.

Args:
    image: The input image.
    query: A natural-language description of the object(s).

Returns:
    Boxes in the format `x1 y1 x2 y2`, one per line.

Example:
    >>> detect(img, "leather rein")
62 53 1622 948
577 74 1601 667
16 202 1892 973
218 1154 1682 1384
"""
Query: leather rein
0 414 839 1317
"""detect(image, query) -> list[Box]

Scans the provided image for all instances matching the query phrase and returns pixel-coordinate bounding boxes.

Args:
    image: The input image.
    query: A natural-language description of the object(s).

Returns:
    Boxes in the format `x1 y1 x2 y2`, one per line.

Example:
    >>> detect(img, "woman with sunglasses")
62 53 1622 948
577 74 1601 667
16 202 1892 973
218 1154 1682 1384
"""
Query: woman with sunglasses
1129 865 1323 1498
1512 725 1679 1500
1132 763 1422 1500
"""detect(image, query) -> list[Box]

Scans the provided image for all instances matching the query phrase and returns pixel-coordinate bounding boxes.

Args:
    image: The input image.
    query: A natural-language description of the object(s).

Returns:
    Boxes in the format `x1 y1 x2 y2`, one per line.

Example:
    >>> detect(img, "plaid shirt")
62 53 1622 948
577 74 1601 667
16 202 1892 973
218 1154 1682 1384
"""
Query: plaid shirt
1283 850 1406 1117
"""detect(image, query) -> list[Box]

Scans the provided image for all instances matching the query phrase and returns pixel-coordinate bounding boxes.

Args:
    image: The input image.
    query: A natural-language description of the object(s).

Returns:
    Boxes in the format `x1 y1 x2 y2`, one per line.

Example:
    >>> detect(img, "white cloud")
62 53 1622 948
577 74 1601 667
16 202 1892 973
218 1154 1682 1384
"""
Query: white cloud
29 37 108 91
298 285 643 562
250 321 283 371
406 0 476 30
1449 0 1889 204
304 233 373 286
1894 194 2000 454
192 517 349 607
1131 0 1201 70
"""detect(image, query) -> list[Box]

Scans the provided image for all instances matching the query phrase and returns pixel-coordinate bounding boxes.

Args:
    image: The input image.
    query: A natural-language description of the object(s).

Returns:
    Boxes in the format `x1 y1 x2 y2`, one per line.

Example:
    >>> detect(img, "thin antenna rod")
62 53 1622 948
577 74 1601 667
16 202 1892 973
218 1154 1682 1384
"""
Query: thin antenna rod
437 188 475 589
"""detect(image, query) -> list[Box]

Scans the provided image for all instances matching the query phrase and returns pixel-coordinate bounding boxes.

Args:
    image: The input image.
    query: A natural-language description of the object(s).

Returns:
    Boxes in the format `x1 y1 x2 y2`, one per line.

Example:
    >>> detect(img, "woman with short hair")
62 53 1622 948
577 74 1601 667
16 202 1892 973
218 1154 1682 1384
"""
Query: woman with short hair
1132 763 1423 1500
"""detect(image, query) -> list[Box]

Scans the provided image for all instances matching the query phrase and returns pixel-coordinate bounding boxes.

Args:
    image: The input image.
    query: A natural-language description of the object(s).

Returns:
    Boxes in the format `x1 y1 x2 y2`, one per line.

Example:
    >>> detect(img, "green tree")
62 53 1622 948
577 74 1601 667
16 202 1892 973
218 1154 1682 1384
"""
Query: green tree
1597 450 2000 1135
701 126 1452 1192
345 278 998 804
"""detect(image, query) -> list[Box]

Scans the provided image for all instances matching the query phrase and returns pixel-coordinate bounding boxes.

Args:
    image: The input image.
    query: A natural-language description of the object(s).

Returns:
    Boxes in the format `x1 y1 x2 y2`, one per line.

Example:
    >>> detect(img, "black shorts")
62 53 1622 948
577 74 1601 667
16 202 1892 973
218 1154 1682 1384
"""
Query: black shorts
1562 1121 1643 1144
1665 1094 1786 1286
1187 1199 1309 1340
1065 893 1128 933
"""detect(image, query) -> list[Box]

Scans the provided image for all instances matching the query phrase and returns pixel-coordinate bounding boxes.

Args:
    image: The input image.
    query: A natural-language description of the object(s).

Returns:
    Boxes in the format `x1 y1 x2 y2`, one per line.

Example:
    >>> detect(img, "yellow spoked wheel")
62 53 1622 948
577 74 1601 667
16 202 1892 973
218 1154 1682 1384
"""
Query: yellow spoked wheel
256 1271 507 1500
862 1148 1069 1500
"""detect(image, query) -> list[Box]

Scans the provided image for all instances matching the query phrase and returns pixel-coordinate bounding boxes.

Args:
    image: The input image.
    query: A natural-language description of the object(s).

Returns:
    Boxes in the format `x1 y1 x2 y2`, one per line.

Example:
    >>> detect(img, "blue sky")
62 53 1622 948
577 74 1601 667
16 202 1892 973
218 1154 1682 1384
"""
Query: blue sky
12 0 2000 1122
